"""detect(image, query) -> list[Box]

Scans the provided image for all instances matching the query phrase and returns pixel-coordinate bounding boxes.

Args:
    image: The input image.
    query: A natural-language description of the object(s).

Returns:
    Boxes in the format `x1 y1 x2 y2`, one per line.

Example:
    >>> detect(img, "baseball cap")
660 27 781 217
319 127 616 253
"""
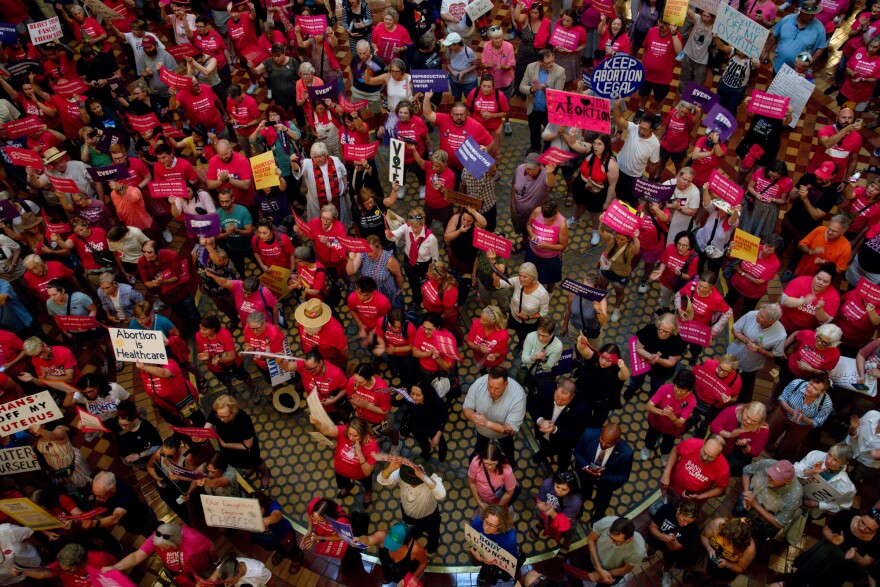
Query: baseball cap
524 152 541 169
815 161 837 181
767 460 795 483
141 35 157 48
442 33 463 46
383 522 412 551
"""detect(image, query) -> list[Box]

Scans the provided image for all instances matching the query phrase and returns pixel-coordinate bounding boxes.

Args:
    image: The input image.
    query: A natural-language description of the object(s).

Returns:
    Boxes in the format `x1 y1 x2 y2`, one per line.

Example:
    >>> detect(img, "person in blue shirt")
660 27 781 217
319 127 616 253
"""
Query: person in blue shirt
762 1 827 74
471 504 520 586
0 278 34 337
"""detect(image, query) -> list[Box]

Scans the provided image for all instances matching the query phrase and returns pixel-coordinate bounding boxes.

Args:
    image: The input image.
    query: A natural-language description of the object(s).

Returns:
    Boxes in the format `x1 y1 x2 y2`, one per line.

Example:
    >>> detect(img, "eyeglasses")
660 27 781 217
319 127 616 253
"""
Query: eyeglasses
657 328 674 335
816 336 831 345
489 26 501 32
408 215 423 221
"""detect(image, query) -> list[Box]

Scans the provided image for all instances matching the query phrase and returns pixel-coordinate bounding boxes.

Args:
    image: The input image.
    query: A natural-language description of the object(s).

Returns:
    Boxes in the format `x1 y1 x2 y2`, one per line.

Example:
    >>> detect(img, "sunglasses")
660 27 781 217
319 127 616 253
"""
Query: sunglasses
155 530 175 539
555 472 575 484
409 215 423 221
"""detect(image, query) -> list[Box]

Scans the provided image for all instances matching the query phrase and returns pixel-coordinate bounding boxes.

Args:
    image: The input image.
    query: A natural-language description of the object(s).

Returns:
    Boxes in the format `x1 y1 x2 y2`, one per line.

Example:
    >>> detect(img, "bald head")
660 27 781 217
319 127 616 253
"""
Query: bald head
554 380 577 406
600 423 621 449
838 108 855 126
701 435 725 462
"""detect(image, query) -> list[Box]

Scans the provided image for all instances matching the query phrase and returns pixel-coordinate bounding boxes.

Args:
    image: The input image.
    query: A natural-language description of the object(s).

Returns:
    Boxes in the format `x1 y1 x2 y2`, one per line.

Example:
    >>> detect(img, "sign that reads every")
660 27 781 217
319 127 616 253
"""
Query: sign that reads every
590 55 644 99
109 328 168 365
0 391 63 437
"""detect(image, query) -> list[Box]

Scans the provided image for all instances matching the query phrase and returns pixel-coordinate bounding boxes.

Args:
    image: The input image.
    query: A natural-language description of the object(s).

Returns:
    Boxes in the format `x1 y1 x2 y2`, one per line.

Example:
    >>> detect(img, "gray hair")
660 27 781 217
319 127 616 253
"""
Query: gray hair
815 323 843 347
828 214 851 232
742 401 766 421
655 312 680 335
69 5 85 15
247 311 267 327
518 262 539 282
23 337 44 356
153 523 183 548
298 62 316 76
310 142 329 158
383 6 399 20
356 39 371 52
828 443 853 464
488 26 504 40
758 303 782 322
678 166 695 179
762 234 784 251
93 471 117 491
677 100 696 112
320 204 338 219
23 254 42 269
218 557 241 580
98 272 116 285
57 543 87 568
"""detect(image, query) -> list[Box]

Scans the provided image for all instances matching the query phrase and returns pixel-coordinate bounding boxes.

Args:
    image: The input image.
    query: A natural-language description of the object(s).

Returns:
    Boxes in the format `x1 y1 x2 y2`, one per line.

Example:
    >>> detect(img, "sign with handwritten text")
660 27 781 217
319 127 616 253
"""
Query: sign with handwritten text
547 89 611 134
713 2 769 59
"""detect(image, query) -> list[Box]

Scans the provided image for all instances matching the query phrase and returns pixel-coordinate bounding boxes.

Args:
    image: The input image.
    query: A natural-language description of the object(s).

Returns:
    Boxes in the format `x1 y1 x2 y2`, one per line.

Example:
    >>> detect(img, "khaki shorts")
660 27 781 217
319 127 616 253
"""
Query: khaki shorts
351 86 382 114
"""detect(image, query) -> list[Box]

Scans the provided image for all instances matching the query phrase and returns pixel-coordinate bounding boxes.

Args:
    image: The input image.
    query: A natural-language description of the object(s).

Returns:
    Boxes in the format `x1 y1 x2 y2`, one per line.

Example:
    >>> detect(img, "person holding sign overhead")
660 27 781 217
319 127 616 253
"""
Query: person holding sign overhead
634 20 681 129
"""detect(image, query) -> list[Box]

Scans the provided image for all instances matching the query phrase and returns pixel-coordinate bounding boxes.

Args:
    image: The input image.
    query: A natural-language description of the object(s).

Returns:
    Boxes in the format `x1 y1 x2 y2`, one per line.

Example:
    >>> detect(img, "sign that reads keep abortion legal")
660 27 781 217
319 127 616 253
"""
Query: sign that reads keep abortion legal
682 82 720 109
28 18 62 45
634 178 676 204
747 90 790 119
109 328 168 365
0 392 63 437
473 227 512 258
456 136 495 180
590 55 644 99
713 2 769 60
184 213 221 238
547 89 611 134
201 495 264 532
704 104 737 142
561 278 608 301
602 200 639 236
708 170 744 206
410 70 450 93
0 446 39 475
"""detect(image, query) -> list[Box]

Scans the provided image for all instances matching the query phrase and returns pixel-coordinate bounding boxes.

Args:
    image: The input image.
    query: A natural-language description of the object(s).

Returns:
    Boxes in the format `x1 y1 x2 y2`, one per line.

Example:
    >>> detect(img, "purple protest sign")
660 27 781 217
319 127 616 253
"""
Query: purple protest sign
96 129 129 154
296 14 327 35
704 103 737 142
634 178 676 204
184 213 221 238
306 81 338 102
708 171 744 206
682 82 719 110
0 23 18 45
325 517 370 549
0 201 20 222
411 70 451 93
561 278 608 301
629 336 651 376
547 89 611 134
87 164 129 183
679 321 712 346
456 136 495 180
747 90 790 120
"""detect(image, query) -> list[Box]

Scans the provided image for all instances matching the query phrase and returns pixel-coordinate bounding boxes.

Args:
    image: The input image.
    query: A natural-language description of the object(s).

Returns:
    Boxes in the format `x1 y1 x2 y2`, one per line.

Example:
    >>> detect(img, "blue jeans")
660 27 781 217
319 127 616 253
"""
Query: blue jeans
449 75 478 100
717 81 747 117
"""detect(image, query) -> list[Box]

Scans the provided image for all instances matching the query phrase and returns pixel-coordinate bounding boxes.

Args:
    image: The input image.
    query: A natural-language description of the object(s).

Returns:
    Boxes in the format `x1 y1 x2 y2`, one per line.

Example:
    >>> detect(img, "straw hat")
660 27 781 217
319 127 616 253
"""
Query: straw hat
42 147 67 165
294 298 332 328
272 385 301 414
17 212 44 230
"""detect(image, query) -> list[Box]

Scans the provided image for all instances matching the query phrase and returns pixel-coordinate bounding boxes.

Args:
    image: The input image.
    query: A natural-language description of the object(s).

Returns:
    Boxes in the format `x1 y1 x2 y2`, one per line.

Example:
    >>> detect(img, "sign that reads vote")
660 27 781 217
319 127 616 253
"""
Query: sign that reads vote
629 335 651 376
3 116 42 139
679 321 712 346
86 164 129 183
456 136 495 180
250 151 279 190
184 213 221 239
296 14 327 35
547 89 611 134
747 90 790 119
463 523 518 576
201 495 264 532
634 178 675 204
713 2 769 60
28 17 62 45
602 200 639 236
109 328 168 365
767 64 813 127
0 446 39 476
473 227 512 258
537 147 578 165
590 55 644 99
410 70 450 93
708 170 744 206
343 141 379 162
549 26 580 51
704 103 737 142
561 278 608 301
389 139 406 186
682 82 720 109
0 392 63 437
728 228 760 263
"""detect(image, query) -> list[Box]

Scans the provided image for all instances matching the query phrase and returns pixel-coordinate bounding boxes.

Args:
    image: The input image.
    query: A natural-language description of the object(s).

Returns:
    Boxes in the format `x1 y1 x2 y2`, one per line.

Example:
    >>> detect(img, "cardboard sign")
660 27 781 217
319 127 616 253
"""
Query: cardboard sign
708 171 744 206
309 430 336 448
336 236 372 253
602 200 639 237
463 523 518 576
728 228 760 263
201 494 264 532
547 89 611 134
47 175 81 194
679 321 712 346
713 3 769 60
747 90 790 119
473 227 512 259
54 315 103 331
170 426 220 439
0 23 18 45
306 81 337 102
682 82 720 110
296 14 327 35
798 473 843 503
3 147 43 169
259 265 292 298
634 178 675 204
76 407 111 433
3 116 42 139
561 278 608 301
690 0 722 13
87 164 129 183
325 516 370 549
166 43 200 60
250 151 280 190
767 64 813 128
82 0 125 20
629 336 651 376
663 0 689 25
127 113 161 133
550 26 580 51
149 180 188 198
443 188 482 209
457 136 495 180
0 498 62 530
184 213 221 239
0 391 63 437
341 98 369 113
704 104 737 142
159 66 191 91
537 148 578 165
343 141 379 162
590 55 644 99
465 0 494 20
28 18 62 45
109 328 168 365
389 139 406 186
410 70 450 93
857 278 880 306
0 446 39 475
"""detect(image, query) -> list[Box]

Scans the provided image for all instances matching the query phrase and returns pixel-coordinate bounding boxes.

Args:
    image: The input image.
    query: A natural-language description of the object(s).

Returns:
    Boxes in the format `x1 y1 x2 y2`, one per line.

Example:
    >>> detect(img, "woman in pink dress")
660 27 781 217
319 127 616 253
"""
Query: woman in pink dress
525 200 569 292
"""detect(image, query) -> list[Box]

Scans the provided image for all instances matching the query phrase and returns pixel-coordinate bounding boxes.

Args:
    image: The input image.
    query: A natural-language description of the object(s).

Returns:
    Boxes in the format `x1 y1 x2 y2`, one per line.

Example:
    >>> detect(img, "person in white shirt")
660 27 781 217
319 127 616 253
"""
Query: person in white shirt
662 168 700 246
377 457 447 554
793 444 856 517
389 207 439 307
216 556 273 587
846 410 880 506
612 98 660 208
0 523 41 584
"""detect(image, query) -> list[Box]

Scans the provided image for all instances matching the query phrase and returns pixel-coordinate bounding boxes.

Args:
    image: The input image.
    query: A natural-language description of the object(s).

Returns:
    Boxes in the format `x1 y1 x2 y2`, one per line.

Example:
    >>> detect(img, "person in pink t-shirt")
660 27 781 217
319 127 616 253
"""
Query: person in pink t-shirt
656 101 699 180
410 149 457 231
661 436 730 502
839 37 880 111
108 523 213 583
370 7 412 62
347 276 392 346
480 27 516 137
636 22 682 121
725 235 783 318
466 305 510 371
639 370 697 462
780 269 840 333
466 76 511 160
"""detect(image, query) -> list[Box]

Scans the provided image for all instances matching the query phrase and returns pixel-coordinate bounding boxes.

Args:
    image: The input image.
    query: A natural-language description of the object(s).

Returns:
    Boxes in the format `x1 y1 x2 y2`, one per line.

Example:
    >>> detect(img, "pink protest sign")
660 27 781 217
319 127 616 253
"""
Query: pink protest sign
58 508 106 521
240 45 270 67
158 66 191 91
170 426 220 439
546 89 611 134
336 236 372 253
549 26 579 51
160 123 184 139
294 212 312 239
54 315 102 331
297 14 327 35
629 336 651 376
47 176 81 194
3 147 43 169
679 321 712 346
537 147 578 165
53 79 90 96
127 113 160 133
149 180 187 198
857 278 880 306
87 567 138 587
165 43 200 60
342 98 369 113
3 116 42 138
694 363 737 405
343 141 379 162
76 407 111 433
433 331 462 360
473 227 512 259
747 90 790 119
602 200 638 236
708 171 744 206
593 0 618 18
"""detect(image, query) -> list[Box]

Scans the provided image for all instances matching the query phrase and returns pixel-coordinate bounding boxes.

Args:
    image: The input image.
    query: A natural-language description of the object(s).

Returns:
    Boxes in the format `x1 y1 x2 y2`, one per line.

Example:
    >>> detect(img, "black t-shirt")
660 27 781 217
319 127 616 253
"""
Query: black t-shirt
827 510 880 559
105 479 152 529
577 357 623 409
736 115 785 166
858 233 880 274
207 410 260 468
636 324 685 379
650 503 699 546
400 2 435 46
117 419 161 461
410 47 442 71
790 174 839 230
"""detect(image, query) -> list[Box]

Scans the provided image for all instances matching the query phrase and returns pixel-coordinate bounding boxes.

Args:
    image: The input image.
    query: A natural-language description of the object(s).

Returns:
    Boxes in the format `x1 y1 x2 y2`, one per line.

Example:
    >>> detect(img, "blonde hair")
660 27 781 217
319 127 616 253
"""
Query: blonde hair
429 261 456 291
482 305 508 330
654 313 680 335
212 394 240 416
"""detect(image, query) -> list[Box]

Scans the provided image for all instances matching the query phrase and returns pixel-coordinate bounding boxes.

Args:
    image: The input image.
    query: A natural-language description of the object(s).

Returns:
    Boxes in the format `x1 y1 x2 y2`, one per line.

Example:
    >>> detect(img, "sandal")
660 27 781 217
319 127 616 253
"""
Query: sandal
271 552 283 566
288 559 302 574
511 242 525 254
336 488 351 499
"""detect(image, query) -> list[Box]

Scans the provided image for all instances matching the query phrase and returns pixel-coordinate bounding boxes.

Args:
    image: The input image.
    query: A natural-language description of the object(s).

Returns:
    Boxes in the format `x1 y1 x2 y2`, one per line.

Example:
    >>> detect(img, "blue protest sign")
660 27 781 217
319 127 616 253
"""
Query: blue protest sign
682 82 720 110
536 348 576 377
325 517 369 549
411 70 450 93
0 24 17 45
455 136 495 180
704 104 737 142
590 55 644 99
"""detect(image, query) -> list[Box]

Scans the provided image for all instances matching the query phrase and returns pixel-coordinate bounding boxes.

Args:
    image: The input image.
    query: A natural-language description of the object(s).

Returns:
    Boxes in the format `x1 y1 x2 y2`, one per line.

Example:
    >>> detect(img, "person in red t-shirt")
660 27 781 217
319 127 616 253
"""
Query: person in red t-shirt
466 76 511 160
206 140 256 207
421 94 494 172
780 268 840 333
169 78 227 134
226 85 261 156
841 177 880 241
193 17 230 71
388 101 429 199
346 362 392 427
20 337 80 385
636 22 682 120
252 219 295 272
725 235 783 318
375 308 419 388
226 3 261 94
62 5 111 52
779 325 842 394
294 298 349 368
640 369 697 462
655 101 698 180
109 144 151 191
310 415 379 504
57 220 119 289
347 277 391 347
674 271 732 358
242 311 286 397
688 131 727 188
806 108 863 185
410 149 457 231
833 287 880 355
196 314 257 397
286 350 349 419
18 544 116 587
153 144 199 185
422 261 461 341
136 358 205 427
0 330 25 377
661 435 730 502
688 355 742 436
649 232 699 313
466 305 510 371
22 256 74 302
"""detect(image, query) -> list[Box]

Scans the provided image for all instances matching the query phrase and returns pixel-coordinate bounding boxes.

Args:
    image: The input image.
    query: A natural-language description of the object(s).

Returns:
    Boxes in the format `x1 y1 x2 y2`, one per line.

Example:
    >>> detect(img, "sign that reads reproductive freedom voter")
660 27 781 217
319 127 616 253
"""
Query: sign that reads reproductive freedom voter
0 392 63 437
201 495 264 532
0 446 39 475
634 178 675 204
590 55 644 99
109 328 168 365
456 136 495 180
547 89 611 134
410 70 450 93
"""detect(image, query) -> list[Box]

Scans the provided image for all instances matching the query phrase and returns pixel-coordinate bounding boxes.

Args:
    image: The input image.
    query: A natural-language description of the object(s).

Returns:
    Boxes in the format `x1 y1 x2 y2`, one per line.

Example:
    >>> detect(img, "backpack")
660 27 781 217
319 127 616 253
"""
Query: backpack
381 310 422 338
469 84 502 115
315 267 343 310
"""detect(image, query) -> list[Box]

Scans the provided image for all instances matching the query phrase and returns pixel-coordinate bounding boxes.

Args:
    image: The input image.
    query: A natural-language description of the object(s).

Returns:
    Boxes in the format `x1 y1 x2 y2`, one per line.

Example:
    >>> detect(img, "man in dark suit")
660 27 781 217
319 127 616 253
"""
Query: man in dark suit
528 379 587 469
573 423 634 521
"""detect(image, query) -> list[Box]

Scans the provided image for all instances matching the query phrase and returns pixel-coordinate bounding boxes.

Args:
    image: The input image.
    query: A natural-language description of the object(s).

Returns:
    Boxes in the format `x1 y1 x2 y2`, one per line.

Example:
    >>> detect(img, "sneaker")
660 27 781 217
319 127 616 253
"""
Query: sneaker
503 121 513 136
652 115 662 130
590 231 601 246
610 309 621 323
823 85 838 96
397 186 406 200
267 89 273 100
246 83 258 95
162 230 174 244
638 447 651 461
566 216 578 228
661 571 673 587
84 431 99 443
638 281 649 294
661 454 669 467
418 185 425 200
779 270 796 283
874 146 880 158
633 109 645 123
152 300 166 311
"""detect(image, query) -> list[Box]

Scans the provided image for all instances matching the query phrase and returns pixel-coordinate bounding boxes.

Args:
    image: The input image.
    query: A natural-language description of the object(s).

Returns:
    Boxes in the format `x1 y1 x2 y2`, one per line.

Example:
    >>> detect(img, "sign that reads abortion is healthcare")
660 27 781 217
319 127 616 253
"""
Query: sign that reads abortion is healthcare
109 328 168 365
590 55 644 99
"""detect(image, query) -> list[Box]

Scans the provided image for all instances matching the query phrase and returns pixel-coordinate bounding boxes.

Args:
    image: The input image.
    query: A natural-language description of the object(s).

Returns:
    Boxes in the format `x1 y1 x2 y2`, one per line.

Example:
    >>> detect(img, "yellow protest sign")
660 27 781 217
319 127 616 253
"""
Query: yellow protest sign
663 0 689 25
729 228 760 263
259 265 292 299
250 151 280 190
0 498 63 530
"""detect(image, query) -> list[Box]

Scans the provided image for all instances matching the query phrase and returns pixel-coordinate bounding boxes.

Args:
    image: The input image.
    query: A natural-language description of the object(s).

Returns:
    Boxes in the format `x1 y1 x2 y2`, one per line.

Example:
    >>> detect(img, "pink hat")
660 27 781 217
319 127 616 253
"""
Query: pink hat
767 460 795 483
815 161 837 181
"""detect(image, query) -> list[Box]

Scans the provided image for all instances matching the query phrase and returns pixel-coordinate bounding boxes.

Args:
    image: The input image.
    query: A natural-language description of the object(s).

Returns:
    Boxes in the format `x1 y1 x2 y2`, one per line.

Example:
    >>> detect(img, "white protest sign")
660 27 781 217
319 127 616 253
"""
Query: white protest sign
767 64 814 128
268 338 293 386
713 3 769 60
28 18 62 45
0 391 63 437
466 0 494 20
690 0 722 13
798 473 843 503
389 139 405 187
109 328 168 365
0 446 39 475
200 494 264 532
463 523 518 576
